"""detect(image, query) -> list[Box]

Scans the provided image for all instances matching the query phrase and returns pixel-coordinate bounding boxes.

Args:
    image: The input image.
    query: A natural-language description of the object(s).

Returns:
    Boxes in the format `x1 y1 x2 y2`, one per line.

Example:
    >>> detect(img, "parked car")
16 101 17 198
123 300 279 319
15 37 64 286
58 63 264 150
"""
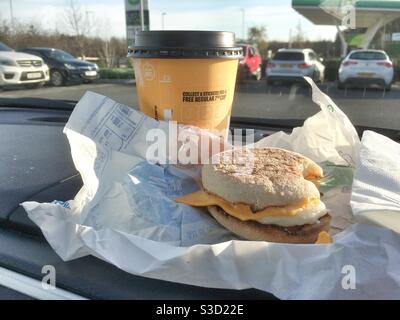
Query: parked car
238 44 263 81
18 47 99 86
338 49 394 90
265 48 325 85
0 42 49 89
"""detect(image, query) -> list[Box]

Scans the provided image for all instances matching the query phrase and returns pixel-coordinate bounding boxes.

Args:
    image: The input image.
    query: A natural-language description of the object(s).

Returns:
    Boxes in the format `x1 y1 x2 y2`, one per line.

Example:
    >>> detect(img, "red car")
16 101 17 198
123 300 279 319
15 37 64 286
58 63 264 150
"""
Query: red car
238 44 263 81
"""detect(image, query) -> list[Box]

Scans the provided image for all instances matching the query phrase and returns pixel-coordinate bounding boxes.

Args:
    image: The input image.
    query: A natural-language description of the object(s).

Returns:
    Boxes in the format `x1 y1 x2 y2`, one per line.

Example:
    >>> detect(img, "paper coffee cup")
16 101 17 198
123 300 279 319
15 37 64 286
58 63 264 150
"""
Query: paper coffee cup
128 31 242 137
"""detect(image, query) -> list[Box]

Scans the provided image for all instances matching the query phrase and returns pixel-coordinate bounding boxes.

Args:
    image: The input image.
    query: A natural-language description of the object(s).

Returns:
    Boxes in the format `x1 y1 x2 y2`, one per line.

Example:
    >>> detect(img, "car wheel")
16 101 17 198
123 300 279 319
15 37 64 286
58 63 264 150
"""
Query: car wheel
244 66 252 80
50 70 65 87
312 71 321 83
319 72 325 84
384 84 392 91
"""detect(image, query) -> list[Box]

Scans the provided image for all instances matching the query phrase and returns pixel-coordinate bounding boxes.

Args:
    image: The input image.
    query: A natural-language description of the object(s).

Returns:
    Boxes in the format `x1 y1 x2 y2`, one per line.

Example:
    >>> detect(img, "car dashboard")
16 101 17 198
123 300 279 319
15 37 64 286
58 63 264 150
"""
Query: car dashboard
0 104 278 300
1 103 399 300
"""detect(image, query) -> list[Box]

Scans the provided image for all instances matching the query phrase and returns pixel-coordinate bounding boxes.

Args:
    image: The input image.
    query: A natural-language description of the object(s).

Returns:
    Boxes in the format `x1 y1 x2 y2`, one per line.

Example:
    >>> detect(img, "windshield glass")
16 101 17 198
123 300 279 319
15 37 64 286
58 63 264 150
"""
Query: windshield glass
349 51 387 60
0 42 13 51
0 0 399 131
45 49 76 61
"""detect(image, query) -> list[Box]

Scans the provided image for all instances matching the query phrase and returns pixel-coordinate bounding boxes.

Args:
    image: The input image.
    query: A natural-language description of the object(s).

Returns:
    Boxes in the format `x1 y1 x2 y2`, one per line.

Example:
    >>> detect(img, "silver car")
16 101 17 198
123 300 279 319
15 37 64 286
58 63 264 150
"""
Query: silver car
266 48 325 85
338 50 394 91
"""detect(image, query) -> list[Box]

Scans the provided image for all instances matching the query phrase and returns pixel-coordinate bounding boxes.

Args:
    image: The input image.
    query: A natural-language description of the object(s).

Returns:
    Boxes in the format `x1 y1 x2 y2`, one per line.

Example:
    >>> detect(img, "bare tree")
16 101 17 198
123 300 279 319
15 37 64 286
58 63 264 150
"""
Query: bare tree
248 26 269 58
63 0 95 58
293 21 307 46
96 18 114 67
248 26 267 43
100 38 116 67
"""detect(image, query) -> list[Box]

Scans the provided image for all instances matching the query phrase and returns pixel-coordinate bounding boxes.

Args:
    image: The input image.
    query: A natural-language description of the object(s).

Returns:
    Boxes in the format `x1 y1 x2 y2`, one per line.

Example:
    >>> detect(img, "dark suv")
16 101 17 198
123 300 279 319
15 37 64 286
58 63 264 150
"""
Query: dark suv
17 47 99 86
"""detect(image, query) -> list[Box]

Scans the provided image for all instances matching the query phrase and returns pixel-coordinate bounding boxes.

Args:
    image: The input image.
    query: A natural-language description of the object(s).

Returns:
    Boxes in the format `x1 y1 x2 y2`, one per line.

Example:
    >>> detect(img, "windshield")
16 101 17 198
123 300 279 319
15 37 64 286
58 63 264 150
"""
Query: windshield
0 0 399 131
45 49 76 61
0 42 13 51
349 51 387 61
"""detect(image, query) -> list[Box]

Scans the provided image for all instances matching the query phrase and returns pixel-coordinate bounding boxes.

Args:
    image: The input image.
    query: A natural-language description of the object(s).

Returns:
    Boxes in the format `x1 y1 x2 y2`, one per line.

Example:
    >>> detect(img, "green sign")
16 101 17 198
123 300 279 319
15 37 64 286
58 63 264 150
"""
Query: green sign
128 0 140 6
345 33 364 46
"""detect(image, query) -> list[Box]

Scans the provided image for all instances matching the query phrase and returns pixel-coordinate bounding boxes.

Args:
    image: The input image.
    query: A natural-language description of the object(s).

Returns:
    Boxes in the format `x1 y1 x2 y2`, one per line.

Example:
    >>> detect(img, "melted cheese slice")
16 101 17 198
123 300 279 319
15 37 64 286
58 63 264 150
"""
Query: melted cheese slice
175 190 320 221
315 231 333 244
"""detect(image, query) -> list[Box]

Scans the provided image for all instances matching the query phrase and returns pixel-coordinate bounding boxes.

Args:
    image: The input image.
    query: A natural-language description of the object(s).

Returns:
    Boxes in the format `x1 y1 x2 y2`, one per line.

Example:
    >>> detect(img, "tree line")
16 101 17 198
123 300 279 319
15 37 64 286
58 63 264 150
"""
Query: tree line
0 21 128 68
244 24 341 60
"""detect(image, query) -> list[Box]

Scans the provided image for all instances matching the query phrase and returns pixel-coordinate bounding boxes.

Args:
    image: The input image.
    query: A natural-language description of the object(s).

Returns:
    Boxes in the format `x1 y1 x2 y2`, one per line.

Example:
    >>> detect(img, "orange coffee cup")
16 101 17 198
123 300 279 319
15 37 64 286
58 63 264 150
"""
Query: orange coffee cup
128 31 242 137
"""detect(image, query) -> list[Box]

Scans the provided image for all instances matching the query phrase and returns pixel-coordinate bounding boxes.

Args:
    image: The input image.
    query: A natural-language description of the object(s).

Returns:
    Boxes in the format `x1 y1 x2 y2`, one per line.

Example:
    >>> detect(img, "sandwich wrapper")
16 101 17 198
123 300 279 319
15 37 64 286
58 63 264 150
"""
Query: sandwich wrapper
21 78 400 299
351 130 400 234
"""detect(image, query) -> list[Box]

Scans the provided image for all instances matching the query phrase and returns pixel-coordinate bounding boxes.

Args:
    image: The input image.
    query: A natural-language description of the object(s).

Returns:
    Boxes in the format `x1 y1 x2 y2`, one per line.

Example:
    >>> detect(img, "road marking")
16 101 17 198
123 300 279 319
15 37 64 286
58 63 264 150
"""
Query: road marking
289 84 299 100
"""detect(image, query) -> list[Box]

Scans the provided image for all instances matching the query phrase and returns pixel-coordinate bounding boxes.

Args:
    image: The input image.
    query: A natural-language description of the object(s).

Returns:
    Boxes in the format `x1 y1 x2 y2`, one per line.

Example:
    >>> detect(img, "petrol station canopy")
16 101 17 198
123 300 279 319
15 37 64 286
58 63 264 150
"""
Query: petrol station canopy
292 0 400 54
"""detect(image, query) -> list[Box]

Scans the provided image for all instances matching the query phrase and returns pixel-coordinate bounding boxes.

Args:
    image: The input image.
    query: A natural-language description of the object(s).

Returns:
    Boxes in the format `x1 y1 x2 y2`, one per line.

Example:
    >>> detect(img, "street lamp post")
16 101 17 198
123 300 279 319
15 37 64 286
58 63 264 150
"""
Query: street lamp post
162 12 166 30
140 0 145 31
240 8 245 41
9 0 15 33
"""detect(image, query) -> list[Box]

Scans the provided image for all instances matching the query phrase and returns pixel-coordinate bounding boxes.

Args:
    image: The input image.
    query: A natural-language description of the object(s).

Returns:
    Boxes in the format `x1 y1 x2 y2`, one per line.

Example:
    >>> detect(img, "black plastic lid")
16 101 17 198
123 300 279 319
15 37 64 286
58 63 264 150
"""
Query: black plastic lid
128 31 242 59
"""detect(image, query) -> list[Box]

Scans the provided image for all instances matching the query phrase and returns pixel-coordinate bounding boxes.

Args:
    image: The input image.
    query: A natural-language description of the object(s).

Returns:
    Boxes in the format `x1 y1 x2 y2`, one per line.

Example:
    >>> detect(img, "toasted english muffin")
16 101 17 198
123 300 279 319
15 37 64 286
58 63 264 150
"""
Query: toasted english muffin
202 147 323 211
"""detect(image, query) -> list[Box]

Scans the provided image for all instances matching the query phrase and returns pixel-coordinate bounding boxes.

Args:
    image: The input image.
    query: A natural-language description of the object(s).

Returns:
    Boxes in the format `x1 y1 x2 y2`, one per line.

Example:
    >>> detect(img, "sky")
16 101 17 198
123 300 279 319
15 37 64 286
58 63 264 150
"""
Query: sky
0 0 338 41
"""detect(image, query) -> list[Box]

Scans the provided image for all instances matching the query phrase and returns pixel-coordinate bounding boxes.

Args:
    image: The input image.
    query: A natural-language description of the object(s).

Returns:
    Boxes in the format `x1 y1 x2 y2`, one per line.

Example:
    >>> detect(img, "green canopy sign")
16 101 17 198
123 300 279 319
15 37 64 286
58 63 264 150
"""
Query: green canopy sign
346 33 364 46
128 0 140 5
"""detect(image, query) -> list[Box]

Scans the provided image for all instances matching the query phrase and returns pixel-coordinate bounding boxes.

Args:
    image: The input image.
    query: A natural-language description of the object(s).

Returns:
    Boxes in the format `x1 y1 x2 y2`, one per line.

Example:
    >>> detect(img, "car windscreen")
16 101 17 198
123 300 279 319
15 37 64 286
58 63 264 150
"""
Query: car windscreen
1 0 400 132
0 42 13 51
45 49 76 60
273 52 305 61
349 51 387 60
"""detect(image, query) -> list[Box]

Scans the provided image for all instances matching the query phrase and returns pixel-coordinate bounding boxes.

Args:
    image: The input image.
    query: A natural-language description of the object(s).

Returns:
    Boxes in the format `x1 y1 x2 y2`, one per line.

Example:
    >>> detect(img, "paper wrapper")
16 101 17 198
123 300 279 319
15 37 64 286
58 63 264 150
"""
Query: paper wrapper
351 130 400 234
22 78 400 299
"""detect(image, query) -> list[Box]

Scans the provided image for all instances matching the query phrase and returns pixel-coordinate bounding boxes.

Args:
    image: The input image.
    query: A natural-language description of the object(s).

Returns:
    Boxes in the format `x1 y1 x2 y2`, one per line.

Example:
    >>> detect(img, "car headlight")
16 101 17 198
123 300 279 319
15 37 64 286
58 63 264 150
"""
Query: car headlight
64 63 77 70
0 59 17 66
93 63 99 70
